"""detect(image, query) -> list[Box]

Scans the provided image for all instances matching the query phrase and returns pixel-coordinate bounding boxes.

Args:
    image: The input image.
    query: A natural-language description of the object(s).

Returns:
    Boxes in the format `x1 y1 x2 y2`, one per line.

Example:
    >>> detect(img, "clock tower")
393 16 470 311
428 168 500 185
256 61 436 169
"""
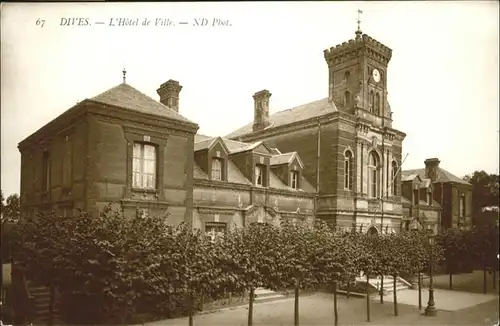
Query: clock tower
323 26 393 128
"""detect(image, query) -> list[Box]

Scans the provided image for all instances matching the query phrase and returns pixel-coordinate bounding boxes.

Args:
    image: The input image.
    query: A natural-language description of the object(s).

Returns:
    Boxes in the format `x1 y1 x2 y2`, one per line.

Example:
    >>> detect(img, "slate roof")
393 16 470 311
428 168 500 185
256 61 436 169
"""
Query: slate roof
401 173 420 182
193 138 216 152
194 134 214 142
91 83 194 124
225 97 337 139
192 136 315 192
402 168 471 186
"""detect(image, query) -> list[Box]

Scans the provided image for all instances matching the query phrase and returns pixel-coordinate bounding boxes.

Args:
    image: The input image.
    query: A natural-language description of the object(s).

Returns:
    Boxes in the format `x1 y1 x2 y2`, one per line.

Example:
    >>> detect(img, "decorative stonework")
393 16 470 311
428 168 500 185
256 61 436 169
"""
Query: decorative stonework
339 122 355 133
356 123 370 134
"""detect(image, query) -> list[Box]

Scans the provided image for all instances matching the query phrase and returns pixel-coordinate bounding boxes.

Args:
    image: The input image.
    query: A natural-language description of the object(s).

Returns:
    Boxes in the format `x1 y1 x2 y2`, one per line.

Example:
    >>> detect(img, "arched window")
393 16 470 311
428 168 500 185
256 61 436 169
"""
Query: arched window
375 93 381 115
344 91 351 108
368 151 380 198
369 91 374 112
391 160 398 196
344 71 350 83
344 150 353 190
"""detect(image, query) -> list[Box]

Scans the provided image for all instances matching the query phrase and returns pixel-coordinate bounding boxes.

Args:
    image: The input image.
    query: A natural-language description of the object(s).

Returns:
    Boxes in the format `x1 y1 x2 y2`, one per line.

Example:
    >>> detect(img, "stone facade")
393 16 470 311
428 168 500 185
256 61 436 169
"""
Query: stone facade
225 31 407 233
192 136 316 233
18 82 315 234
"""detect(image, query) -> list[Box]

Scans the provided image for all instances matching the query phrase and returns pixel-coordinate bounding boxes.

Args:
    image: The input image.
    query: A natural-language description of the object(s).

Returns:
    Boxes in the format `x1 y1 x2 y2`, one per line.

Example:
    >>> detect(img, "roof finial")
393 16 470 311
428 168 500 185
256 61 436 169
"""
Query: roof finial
356 8 363 38
122 67 127 84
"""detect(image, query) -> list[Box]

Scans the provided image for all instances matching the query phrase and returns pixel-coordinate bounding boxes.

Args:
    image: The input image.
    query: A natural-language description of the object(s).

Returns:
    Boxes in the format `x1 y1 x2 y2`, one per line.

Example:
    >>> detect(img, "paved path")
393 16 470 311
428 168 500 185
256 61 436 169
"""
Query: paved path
382 288 498 311
143 291 499 326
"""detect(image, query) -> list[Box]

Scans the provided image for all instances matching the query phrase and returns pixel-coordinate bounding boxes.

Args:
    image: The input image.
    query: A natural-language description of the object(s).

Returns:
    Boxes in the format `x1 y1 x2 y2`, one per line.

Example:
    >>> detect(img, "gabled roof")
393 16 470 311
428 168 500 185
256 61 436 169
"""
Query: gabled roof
225 97 337 139
402 172 421 182
228 141 272 155
419 178 432 188
402 167 471 186
270 152 304 169
91 83 194 124
195 134 214 142
193 136 230 154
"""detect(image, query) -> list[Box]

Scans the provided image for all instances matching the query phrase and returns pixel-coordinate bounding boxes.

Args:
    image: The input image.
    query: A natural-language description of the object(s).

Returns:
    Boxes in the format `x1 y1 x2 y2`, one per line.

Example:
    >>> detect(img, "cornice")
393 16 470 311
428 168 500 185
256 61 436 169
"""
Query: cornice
18 101 88 151
86 100 199 134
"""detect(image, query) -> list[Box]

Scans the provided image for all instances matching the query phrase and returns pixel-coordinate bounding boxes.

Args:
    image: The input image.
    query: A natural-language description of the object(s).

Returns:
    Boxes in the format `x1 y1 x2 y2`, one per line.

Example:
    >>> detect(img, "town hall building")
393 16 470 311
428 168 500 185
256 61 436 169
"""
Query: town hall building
226 27 407 233
18 26 458 235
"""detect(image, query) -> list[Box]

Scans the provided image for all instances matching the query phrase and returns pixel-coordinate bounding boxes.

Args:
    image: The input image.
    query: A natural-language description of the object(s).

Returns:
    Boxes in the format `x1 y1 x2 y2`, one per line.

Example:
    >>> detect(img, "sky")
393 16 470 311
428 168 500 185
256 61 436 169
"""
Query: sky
1 1 499 197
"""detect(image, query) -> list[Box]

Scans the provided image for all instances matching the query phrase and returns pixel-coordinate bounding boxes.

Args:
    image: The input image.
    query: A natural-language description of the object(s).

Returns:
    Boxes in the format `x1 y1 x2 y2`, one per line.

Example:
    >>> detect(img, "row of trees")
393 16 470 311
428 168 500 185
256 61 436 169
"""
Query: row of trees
9 207 447 326
439 226 499 292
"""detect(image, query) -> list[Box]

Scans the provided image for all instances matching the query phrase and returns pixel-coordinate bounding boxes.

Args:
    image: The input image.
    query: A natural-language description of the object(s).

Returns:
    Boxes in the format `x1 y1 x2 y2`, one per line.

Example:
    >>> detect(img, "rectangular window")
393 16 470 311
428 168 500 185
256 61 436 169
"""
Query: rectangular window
255 164 265 187
459 195 465 217
290 171 299 189
206 222 226 242
42 151 51 192
211 158 223 181
427 192 432 205
413 189 419 205
132 143 157 189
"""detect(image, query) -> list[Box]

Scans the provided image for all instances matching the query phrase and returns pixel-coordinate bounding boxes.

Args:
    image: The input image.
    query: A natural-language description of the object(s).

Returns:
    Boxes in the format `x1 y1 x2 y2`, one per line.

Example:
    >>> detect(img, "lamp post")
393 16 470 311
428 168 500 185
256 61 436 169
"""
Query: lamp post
425 230 437 316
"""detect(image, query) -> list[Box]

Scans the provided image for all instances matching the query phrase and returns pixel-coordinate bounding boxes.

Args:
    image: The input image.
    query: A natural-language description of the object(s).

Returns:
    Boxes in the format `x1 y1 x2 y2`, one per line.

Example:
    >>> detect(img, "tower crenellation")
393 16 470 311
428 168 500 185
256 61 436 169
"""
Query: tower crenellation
324 33 392 67
324 30 393 126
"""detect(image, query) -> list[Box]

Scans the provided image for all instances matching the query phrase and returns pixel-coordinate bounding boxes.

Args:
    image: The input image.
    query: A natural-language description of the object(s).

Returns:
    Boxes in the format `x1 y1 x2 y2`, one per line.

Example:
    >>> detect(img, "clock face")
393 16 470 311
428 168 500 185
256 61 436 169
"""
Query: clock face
372 69 381 83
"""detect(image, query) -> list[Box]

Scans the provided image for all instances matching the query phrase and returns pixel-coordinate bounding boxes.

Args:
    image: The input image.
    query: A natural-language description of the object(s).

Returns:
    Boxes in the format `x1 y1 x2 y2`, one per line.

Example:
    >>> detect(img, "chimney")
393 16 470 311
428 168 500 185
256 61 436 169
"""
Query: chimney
157 79 182 113
424 158 440 182
252 89 272 132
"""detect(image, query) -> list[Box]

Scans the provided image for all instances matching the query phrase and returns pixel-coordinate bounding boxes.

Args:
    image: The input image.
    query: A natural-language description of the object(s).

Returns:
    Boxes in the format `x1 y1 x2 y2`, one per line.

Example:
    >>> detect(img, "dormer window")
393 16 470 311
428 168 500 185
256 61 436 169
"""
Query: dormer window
290 170 299 189
255 164 265 187
413 187 419 205
211 158 223 181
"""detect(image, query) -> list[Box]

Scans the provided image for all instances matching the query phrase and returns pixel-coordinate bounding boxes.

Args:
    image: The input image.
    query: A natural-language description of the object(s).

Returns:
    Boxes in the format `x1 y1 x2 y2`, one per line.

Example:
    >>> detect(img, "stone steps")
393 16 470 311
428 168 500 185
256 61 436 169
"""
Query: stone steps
357 275 411 294
28 285 62 325
254 287 286 302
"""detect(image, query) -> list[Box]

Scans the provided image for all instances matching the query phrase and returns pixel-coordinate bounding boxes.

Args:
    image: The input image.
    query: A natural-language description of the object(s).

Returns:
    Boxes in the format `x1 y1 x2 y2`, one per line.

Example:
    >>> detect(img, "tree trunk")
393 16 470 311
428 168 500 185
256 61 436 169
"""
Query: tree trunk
48 283 55 326
188 292 194 326
393 275 398 316
294 279 300 326
449 273 453 289
333 281 338 326
366 274 370 322
380 275 384 304
483 267 487 294
248 287 254 326
418 272 422 310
